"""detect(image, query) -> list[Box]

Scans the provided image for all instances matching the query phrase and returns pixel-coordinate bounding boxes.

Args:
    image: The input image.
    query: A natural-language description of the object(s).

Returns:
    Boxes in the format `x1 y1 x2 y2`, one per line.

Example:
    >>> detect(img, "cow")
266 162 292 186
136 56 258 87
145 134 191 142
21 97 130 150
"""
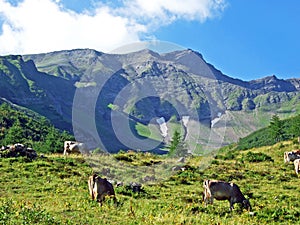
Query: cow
284 150 300 163
294 159 300 175
203 180 251 211
63 141 87 155
88 174 116 206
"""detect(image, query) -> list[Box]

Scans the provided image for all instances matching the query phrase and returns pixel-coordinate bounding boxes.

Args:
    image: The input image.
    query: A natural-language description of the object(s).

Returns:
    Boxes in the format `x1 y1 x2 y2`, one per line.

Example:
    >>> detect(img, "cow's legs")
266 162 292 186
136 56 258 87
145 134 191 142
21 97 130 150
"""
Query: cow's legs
209 196 213 205
91 191 95 200
203 196 213 206
203 188 213 206
294 163 299 175
97 194 106 206
229 199 234 211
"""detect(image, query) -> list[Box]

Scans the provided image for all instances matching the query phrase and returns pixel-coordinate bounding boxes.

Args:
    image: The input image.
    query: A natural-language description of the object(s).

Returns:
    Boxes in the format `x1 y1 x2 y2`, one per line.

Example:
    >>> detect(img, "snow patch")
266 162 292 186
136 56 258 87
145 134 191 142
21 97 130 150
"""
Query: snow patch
211 112 222 127
156 117 168 137
182 116 190 127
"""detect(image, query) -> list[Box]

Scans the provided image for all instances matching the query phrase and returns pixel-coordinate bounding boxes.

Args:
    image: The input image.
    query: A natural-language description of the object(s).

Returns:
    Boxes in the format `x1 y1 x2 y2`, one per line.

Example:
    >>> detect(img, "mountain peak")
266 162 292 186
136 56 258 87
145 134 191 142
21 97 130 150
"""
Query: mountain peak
256 75 278 82
125 48 161 58
249 74 297 92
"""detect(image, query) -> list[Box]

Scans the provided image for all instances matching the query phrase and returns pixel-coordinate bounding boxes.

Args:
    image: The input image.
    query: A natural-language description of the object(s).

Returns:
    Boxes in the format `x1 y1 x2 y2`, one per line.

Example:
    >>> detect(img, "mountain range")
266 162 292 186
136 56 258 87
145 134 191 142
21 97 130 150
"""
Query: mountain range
0 48 299 153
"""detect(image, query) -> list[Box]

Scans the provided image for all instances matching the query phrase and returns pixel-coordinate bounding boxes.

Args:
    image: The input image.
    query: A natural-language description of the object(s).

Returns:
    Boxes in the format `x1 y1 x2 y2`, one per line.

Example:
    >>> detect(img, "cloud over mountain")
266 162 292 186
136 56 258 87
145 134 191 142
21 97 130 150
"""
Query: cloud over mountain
0 0 227 55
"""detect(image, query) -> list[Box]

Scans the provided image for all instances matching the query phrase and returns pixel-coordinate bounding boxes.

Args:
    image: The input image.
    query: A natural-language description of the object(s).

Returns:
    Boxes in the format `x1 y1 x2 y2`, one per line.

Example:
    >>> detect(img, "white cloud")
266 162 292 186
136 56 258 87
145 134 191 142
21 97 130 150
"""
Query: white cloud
0 0 226 55
0 0 144 55
123 0 227 23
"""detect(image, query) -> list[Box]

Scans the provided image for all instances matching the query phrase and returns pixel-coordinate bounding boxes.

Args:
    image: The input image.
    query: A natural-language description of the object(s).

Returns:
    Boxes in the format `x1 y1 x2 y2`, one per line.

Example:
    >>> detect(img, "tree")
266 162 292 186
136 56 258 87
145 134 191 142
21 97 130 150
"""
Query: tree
37 126 68 153
168 130 188 157
3 119 24 145
288 114 300 138
269 114 284 142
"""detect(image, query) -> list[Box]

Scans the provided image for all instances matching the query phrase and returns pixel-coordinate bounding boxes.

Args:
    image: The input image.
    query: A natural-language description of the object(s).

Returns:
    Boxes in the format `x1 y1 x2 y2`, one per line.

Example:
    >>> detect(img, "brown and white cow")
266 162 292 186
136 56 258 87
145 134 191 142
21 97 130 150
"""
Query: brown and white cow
203 180 251 211
88 174 116 206
284 150 300 163
63 141 87 155
294 159 300 175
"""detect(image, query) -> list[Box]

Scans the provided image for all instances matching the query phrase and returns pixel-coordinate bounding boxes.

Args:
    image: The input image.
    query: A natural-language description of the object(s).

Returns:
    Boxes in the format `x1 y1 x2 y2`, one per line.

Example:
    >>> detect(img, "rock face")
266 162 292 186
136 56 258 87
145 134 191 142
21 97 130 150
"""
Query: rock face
0 49 300 153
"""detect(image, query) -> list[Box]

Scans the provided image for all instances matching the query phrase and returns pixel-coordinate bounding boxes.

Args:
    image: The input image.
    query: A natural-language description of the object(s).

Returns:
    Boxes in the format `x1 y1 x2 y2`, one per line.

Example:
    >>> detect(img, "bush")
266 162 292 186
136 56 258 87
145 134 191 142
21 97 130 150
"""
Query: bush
114 151 135 162
216 151 236 160
241 151 274 163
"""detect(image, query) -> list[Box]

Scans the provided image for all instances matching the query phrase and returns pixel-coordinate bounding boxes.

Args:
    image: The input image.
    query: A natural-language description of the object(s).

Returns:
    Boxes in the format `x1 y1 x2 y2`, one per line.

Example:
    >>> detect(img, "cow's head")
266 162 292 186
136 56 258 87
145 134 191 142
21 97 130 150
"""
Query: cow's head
242 199 251 211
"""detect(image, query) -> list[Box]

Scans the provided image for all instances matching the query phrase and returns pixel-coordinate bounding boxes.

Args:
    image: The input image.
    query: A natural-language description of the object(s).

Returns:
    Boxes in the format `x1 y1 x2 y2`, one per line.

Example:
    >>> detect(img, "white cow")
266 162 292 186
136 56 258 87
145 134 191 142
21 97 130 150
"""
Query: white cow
294 158 300 175
63 141 87 155
284 150 300 163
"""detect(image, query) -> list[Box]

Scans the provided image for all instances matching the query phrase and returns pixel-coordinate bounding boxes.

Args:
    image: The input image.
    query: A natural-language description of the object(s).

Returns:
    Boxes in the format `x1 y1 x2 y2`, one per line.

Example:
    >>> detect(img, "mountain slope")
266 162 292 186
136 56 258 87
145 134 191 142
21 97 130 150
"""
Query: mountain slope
1 49 300 152
0 55 76 130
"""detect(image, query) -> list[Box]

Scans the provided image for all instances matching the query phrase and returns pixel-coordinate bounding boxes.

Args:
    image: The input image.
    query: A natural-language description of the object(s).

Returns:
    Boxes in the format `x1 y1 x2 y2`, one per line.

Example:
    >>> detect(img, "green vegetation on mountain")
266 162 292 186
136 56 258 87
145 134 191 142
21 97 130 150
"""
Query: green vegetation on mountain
237 113 300 150
0 55 76 131
0 102 73 153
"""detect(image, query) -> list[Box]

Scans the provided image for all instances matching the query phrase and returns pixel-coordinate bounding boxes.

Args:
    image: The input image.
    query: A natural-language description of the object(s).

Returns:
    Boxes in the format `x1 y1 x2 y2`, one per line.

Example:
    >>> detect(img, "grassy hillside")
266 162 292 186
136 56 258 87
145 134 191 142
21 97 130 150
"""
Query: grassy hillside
237 113 300 150
1 140 300 224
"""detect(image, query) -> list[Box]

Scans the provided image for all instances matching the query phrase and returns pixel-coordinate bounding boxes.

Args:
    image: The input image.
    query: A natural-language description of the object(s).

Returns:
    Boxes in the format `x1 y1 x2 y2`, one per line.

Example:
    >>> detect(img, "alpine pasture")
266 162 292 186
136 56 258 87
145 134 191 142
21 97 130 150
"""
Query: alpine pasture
1 140 300 224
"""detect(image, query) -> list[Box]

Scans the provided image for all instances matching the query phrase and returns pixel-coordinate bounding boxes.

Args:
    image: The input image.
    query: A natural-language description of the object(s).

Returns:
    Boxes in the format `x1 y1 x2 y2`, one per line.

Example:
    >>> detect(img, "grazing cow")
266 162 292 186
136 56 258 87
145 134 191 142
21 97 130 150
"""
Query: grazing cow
284 150 300 163
203 180 251 211
88 174 116 205
294 159 300 175
63 141 87 155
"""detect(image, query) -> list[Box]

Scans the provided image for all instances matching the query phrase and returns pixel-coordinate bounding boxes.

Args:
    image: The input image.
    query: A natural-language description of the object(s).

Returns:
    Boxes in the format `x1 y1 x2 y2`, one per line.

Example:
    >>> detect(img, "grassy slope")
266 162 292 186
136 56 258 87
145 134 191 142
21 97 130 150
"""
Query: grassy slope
216 109 300 145
1 141 300 224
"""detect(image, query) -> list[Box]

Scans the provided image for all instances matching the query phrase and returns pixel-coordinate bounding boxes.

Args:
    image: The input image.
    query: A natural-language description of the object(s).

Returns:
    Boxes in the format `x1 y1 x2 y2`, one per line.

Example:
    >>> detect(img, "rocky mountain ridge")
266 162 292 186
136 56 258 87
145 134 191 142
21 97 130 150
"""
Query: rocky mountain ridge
1 49 299 153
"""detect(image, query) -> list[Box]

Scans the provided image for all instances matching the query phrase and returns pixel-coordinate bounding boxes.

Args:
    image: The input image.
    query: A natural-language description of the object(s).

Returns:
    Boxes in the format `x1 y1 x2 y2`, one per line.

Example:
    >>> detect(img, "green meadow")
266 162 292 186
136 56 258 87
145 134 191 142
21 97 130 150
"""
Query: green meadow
1 140 300 224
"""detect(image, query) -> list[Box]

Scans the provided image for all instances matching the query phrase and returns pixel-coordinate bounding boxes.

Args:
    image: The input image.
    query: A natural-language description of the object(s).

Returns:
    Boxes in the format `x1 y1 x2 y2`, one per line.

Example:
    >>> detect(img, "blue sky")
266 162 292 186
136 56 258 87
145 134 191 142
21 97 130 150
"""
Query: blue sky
0 0 299 81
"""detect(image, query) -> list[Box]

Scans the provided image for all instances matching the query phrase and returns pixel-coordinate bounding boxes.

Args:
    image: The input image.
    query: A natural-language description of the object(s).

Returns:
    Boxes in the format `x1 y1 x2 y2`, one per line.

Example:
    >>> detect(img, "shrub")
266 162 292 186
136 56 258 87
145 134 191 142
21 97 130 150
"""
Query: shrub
241 151 274 163
114 153 134 162
216 151 236 160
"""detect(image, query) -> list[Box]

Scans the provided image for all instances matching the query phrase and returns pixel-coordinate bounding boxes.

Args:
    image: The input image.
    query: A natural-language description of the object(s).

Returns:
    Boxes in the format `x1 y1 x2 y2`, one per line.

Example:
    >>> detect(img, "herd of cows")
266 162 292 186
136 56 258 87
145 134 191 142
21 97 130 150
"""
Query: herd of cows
2 141 299 212
82 144 300 212
61 141 300 211
87 173 253 211
61 141 254 211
